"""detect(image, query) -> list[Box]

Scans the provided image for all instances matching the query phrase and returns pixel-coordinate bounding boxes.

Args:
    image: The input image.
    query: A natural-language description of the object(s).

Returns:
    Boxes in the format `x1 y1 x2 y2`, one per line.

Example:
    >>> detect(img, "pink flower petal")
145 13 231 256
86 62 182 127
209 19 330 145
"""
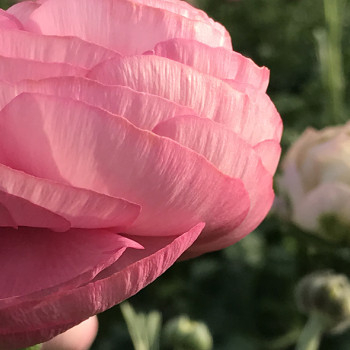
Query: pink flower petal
24 0 231 54
0 164 140 230
254 139 282 175
0 9 23 29
132 0 231 46
0 227 142 300
88 55 281 145
0 192 70 232
11 77 195 130
152 38 269 91
0 56 87 84
6 1 40 27
0 29 121 69
0 80 16 110
153 115 274 253
0 93 249 237
0 223 204 350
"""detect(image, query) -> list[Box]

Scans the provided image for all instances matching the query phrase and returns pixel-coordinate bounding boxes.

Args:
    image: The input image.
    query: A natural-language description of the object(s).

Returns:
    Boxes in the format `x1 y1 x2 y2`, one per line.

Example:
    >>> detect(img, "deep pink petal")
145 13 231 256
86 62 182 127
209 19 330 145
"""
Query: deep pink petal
0 9 23 29
152 38 269 90
153 115 274 253
0 77 195 130
0 192 70 231
254 139 282 175
24 0 230 54
0 93 249 237
88 55 281 145
0 223 204 350
0 29 120 69
0 164 140 230
0 56 87 84
0 227 142 300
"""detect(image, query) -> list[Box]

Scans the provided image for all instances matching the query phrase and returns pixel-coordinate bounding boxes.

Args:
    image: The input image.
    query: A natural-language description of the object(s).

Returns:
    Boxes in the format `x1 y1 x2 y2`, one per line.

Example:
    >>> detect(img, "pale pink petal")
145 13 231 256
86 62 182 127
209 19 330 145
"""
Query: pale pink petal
16 77 195 130
0 192 70 231
132 0 231 47
0 227 142 300
153 115 274 253
0 93 249 237
0 29 121 69
0 223 204 350
0 56 87 84
6 1 40 27
42 316 98 350
254 139 282 175
133 0 214 22
152 38 269 90
294 183 350 231
24 0 230 54
0 164 140 230
0 9 23 29
88 55 281 145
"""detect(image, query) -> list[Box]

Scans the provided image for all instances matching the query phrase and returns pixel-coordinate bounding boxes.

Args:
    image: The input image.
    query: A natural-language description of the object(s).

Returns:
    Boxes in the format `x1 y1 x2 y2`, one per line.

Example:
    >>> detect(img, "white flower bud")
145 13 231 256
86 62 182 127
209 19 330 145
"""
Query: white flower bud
279 122 350 237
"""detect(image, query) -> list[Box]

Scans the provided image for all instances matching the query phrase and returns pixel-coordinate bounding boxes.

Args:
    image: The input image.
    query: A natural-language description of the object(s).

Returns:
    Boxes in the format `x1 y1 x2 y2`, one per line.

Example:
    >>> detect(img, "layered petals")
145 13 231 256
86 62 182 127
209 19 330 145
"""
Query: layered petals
0 93 250 239
0 56 86 84
152 38 269 91
0 164 140 230
0 77 195 130
0 192 70 232
17 0 231 54
0 29 120 69
153 115 274 253
6 0 40 27
0 228 142 300
0 9 23 29
0 223 204 350
88 55 281 145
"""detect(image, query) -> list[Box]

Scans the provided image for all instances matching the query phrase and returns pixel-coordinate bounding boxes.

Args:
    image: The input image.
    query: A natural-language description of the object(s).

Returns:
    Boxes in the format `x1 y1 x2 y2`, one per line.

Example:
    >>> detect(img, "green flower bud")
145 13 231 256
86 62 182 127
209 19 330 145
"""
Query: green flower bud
163 315 213 350
296 271 350 333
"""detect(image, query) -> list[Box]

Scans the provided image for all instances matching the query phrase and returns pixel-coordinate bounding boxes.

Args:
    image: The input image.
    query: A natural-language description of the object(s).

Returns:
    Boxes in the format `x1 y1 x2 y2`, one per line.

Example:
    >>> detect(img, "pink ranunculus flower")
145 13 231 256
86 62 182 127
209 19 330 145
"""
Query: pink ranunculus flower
279 122 350 233
0 0 282 348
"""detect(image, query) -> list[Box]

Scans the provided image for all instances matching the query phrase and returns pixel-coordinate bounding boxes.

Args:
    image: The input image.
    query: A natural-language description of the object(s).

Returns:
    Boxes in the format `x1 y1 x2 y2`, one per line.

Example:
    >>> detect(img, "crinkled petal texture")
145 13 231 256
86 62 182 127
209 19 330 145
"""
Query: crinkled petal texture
0 0 282 348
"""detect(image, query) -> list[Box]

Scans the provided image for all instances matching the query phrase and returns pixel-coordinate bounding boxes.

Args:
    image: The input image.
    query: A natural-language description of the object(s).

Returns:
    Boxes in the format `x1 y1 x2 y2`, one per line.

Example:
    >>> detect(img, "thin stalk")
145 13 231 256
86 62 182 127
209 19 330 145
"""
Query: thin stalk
317 0 347 124
295 313 327 350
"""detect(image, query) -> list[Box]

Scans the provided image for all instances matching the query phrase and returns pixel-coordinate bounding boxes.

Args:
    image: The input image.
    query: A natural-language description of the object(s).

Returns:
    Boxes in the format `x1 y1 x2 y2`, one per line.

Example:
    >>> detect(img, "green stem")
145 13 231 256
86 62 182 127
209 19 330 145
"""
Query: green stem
296 313 326 350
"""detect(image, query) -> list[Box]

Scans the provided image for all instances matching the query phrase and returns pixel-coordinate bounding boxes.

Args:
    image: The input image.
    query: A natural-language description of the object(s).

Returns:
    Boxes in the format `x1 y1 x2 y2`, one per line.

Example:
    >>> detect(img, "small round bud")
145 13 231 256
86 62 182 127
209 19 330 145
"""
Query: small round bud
163 315 213 350
296 271 350 333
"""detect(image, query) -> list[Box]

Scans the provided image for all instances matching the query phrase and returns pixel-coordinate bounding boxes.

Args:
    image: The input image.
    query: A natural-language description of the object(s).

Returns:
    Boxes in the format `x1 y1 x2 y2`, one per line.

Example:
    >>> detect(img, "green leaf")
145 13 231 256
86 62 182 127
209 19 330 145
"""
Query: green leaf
121 302 162 350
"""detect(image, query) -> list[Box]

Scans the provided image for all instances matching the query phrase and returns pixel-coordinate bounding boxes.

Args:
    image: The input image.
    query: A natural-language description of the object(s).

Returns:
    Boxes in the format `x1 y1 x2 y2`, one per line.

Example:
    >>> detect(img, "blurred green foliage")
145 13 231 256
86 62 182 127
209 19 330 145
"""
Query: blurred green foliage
1 0 350 349
0 0 15 9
